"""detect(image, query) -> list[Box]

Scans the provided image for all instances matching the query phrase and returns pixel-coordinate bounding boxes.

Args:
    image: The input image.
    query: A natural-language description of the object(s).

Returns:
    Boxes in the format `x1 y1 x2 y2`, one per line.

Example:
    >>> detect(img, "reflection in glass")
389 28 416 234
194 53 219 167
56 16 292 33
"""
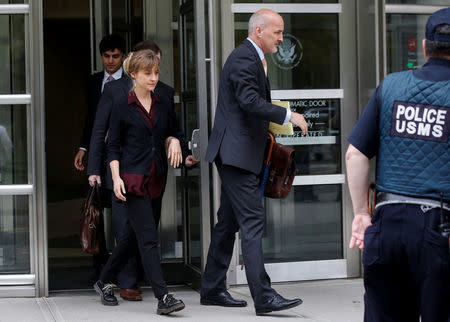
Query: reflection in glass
252 185 342 263
179 3 202 270
276 99 341 175
0 0 27 4
173 30 181 94
183 98 201 268
235 13 339 89
0 195 30 274
234 0 337 2
386 14 428 74
0 105 28 184
111 0 143 50
160 175 184 259
386 0 449 4
187 170 201 269
185 100 198 136
184 11 197 91
0 15 26 94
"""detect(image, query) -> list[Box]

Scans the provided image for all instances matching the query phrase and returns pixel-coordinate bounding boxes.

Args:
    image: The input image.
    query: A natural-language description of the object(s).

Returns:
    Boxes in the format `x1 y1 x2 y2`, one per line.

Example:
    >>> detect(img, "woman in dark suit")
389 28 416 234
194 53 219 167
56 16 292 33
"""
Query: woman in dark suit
87 41 194 301
94 50 188 315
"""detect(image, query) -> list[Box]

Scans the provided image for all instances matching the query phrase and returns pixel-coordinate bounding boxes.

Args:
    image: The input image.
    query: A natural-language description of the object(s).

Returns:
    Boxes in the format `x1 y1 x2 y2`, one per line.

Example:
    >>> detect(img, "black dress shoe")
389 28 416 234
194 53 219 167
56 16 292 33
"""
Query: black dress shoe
157 294 185 315
201 290 247 307
255 293 302 315
94 281 118 306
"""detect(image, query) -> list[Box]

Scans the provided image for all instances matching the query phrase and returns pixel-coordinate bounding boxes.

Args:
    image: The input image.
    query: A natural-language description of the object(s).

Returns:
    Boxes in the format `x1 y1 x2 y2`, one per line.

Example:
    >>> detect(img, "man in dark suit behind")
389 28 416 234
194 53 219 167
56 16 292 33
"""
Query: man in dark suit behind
73 34 126 173
200 9 308 315
73 34 126 286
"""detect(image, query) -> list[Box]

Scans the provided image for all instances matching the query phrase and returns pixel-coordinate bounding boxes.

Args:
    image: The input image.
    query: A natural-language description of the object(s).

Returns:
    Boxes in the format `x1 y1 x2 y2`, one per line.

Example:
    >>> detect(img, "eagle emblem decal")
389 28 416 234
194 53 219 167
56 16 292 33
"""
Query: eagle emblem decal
271 33 303 70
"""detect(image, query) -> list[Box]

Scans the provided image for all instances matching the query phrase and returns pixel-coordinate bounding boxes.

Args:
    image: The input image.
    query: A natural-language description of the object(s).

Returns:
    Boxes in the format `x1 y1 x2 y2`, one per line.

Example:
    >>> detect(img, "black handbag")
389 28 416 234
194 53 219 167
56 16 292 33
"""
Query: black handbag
80 182 104 254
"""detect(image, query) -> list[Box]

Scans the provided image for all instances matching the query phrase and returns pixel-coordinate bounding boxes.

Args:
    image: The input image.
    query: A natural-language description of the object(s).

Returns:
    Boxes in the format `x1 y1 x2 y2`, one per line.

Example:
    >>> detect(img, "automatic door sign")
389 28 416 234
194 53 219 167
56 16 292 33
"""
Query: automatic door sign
272 33 303 70
391 101 449 143
276 99 340 146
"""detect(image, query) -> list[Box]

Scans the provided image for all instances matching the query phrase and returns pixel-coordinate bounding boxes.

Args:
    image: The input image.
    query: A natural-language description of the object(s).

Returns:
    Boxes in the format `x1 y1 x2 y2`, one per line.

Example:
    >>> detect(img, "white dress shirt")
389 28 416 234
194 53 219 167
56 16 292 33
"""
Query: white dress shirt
101 67 123 92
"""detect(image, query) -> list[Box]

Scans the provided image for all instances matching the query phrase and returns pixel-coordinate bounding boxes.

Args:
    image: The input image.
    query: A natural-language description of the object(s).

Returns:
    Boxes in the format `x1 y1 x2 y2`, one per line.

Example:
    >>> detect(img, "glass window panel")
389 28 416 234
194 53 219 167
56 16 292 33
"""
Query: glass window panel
184 11 196 91
111 0 143 51
233 0 337 3
186 169 201 269
173 30 181 94
235 13 339 89
0 105 28 184
276 99 341 175
185 100 198 135
240 185 342 263
172 0 179 22
160 175 184 260
386 14 429 74
0 1 27 3
0 14 26 94
0 195 30 274
386 0 449 5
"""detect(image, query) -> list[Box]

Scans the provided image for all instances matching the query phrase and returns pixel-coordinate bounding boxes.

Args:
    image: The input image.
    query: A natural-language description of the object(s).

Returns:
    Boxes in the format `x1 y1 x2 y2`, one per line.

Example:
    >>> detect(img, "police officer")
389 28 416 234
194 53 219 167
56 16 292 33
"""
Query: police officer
346 8 450 322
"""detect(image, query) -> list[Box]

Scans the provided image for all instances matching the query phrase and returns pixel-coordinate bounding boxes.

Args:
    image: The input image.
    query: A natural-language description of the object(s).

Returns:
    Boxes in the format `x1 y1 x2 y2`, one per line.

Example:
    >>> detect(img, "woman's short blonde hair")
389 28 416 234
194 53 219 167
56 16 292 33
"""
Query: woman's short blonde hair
122 49 160 77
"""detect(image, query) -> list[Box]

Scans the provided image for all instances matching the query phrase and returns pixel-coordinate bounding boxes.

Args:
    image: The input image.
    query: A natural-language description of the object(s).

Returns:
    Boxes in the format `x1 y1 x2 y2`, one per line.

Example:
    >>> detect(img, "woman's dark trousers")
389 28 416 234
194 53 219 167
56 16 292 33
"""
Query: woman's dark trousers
100 194 168 298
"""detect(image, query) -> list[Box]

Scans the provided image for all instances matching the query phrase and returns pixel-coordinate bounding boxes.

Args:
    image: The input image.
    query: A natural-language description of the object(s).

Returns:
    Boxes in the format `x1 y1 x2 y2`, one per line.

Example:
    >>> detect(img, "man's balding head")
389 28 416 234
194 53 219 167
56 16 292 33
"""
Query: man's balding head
248 9 281 35
248 9 284 54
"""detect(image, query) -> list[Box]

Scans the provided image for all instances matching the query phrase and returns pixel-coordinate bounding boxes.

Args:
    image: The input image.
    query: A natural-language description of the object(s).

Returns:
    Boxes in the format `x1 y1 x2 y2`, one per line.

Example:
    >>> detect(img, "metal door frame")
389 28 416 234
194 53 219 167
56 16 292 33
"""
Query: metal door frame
178 0 211 279
0 2 47 297
382 3 448 78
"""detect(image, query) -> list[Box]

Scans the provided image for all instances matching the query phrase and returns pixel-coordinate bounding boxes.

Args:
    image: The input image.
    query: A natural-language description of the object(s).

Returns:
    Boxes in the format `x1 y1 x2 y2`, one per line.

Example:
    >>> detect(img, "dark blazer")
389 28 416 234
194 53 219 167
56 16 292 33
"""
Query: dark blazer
80 71 127 150
79 72 103 149
87 75 188 189
107 99 156 174
107 91 186 175
205 39 287 174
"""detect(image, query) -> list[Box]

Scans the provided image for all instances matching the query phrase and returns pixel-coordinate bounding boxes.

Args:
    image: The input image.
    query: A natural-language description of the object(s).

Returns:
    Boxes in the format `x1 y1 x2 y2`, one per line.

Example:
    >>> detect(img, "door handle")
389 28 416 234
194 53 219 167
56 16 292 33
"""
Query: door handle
189 129 200 161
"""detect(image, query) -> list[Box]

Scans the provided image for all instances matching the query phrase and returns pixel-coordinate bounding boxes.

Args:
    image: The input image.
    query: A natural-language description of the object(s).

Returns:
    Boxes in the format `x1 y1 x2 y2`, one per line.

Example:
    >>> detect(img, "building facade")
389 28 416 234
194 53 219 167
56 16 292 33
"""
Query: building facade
0 0 447 297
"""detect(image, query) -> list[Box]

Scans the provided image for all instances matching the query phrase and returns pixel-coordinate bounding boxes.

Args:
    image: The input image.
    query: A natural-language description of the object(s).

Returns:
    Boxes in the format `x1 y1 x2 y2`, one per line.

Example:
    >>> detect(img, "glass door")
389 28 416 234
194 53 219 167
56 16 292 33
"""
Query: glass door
0 1 38 297
179 0 211 287
44 0 143 291
384 1 449 74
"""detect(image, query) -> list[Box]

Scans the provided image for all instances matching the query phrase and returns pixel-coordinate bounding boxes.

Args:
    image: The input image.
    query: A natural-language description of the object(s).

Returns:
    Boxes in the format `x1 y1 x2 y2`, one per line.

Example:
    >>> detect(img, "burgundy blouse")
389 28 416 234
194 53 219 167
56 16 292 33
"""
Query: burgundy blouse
120 90 165 199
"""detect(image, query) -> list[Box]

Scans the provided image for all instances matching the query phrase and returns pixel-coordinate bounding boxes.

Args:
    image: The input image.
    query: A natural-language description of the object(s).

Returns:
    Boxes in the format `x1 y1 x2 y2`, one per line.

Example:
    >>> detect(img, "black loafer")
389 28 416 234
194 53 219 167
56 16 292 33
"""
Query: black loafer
201 291 247 307
157 294 185 315
94 280 118 306
255 293 302 315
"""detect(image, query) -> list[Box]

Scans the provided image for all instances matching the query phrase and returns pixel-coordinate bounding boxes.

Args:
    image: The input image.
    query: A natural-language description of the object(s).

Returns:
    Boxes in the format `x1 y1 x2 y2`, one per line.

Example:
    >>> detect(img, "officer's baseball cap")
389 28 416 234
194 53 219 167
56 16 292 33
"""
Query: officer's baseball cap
426 7 450 43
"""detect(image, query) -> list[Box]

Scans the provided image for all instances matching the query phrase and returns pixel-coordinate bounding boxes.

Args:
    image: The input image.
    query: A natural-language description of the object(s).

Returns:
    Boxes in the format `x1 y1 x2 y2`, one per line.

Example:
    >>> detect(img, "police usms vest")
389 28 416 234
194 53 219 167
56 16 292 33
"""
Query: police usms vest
391 101 449 142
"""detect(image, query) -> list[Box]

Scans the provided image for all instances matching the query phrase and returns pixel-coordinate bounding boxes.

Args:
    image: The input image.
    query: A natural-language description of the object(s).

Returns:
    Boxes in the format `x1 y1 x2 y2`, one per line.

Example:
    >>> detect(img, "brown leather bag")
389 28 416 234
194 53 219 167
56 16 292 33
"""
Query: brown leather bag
80 182 104 254
263 132 298 199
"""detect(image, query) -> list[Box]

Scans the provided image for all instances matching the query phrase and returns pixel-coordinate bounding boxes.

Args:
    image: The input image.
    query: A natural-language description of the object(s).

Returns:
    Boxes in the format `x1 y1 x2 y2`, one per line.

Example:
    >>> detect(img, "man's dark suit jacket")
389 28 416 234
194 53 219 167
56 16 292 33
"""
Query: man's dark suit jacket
87 75 188 190
205 39 287 174
79 71 126 150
